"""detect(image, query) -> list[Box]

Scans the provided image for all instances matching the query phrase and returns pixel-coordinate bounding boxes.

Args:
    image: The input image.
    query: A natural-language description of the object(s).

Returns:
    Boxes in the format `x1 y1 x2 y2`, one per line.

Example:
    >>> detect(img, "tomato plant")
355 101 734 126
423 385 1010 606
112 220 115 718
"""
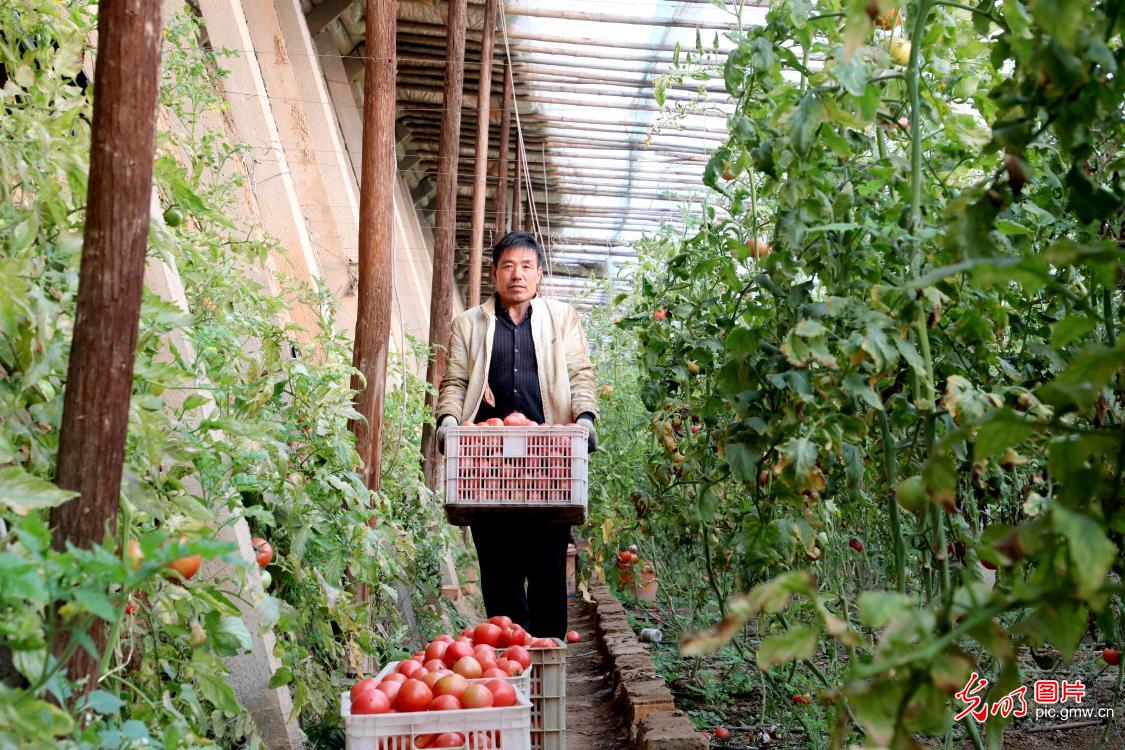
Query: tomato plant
598 0 1125 746
0 6 453 747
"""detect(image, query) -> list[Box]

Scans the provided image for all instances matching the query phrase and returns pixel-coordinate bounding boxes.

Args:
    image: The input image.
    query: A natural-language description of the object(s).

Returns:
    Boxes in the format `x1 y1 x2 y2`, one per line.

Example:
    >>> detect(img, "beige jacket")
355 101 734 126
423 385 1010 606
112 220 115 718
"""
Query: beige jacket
436 295 599 425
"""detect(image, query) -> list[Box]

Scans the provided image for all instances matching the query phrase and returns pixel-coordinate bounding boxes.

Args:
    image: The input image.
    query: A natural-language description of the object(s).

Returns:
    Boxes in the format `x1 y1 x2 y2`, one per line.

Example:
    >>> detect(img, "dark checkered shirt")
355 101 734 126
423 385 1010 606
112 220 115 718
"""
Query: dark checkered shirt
473 297 545 424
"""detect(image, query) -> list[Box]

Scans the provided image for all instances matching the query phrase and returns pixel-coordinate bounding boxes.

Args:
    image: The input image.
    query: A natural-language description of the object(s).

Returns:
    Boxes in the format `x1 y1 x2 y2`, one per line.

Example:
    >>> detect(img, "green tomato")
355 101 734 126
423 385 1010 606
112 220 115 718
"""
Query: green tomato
260 570 272 589
895 475 928 515
163 205 185 227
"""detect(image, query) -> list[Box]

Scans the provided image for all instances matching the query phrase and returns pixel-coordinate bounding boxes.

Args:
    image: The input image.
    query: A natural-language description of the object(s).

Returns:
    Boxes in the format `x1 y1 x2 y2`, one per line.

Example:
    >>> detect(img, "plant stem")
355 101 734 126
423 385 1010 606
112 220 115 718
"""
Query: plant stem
934 0 1001 24
1105 289 1116 347
907 0 938 410
880 409 907 593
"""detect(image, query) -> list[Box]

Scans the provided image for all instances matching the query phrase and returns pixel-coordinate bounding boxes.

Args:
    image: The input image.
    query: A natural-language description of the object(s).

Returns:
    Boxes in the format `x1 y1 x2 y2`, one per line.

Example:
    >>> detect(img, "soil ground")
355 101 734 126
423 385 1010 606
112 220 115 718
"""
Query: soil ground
565 597 631 749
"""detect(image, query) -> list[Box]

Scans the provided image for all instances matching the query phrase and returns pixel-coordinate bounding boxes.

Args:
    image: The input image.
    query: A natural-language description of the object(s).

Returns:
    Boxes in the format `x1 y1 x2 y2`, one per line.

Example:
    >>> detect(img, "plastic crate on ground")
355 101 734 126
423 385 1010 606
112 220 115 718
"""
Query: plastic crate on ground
341 687 531 750
527 638 567 750
444 425 589 524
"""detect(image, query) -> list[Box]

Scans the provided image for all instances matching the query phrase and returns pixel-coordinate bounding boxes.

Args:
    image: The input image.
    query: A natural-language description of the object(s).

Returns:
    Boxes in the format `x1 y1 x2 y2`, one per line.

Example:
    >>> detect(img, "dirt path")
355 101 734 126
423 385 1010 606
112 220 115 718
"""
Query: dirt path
565 597 631 750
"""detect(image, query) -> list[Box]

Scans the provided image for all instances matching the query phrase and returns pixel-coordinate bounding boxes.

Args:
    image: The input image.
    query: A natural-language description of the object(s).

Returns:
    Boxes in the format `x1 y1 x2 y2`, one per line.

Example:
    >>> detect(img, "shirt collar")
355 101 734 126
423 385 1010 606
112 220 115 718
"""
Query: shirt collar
494 293 532 324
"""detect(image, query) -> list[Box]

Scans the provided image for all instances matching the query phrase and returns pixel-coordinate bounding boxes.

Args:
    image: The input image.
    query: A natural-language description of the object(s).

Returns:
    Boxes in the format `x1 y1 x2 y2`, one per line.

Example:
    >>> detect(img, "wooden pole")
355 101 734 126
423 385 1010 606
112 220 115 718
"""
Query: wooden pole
420 0 467 489
467 0 497 307
49 0 163 689
494 59 512 236
349 0 396 493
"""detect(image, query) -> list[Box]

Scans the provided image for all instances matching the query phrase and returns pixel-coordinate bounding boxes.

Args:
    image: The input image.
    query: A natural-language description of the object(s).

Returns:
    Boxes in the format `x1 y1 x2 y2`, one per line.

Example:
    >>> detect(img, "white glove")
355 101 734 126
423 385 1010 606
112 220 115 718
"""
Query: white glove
436 415 459 454
577 416 597 453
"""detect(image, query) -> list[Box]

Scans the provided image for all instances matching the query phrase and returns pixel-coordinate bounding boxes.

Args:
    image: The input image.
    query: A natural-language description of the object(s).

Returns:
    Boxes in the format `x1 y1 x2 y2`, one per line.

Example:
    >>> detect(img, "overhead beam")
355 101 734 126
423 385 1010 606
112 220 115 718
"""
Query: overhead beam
501 3 737 30
307 0 355 36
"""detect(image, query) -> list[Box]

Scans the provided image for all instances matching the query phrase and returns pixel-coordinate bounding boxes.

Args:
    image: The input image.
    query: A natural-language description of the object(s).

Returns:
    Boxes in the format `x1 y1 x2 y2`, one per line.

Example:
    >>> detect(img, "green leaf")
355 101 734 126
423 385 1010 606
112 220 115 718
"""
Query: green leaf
1052 506 1117 600
1024 600 1088 661
790 92 823 155
1049 315 1096 349
207 614 253 656
973 409 1035 462
725 441 758 483
758 625 817 670
73 588 118 623
745 570 815 614
858 591 915 629
843 375 883 410
268 666 293 689
1037 343 1125 412
195 671 242 714
0 467 77 516
82 689 125 715
181 393 209 411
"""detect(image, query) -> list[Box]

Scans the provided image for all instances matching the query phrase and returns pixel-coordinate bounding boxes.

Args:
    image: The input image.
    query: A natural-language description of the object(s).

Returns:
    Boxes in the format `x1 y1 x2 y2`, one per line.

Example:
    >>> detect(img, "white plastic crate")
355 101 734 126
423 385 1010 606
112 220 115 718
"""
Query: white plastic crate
376 661 531 701
527 639 567 750
341 688 532 750
444 425 588 524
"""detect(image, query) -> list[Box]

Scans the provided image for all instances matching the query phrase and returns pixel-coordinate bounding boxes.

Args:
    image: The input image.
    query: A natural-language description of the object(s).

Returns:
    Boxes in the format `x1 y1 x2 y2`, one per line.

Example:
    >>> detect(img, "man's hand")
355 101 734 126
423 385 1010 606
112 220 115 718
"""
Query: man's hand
436 415 459 454
577 416 597 454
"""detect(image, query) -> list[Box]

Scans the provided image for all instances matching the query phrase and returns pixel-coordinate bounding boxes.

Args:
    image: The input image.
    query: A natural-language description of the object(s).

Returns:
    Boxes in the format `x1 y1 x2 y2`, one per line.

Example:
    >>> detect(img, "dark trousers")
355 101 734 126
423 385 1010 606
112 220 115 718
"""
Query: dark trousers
470 520 570 639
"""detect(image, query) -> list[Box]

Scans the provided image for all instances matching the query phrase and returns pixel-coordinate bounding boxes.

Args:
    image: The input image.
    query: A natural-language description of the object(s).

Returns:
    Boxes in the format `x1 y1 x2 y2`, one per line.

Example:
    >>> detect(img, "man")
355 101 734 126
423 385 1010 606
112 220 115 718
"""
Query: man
435 231 598 638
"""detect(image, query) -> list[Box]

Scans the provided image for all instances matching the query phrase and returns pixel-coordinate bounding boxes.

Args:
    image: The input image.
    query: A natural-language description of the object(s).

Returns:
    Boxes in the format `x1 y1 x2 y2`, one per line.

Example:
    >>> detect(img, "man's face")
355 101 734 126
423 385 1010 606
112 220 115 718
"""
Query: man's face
492 246 542 306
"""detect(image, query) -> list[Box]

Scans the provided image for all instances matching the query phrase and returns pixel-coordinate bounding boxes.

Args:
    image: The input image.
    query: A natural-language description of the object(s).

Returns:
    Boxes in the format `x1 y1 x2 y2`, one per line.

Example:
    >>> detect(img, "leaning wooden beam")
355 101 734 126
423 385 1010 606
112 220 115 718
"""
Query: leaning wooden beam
467 0 497 306
421 0 467 490
494 58 513 235
350 0 397 494
196 0 323 335
51 0 163 692
306 0 354 36
271 0 362 334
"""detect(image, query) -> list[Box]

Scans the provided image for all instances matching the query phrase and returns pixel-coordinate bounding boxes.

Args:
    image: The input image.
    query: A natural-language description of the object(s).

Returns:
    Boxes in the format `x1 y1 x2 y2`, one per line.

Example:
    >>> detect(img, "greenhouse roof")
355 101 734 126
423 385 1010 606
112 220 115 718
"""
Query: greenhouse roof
304 0 769 311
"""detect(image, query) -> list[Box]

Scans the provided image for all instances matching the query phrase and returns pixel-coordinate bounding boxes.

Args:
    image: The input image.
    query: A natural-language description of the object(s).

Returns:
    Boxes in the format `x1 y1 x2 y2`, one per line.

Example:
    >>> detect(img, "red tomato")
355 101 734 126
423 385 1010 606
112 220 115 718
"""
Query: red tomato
529 637 556 649
428 694 462 711
512 626 531 645
474 623 503 647
250 537 273 568
714 727 730 738
425 640 449 663
433 673 469 699
393 680 433 713
424 734 466 749
618 550 632 564
472 643 495 657
503 646 531 670
485 679 516 708
375 681 401 703
461 684 494 709
434 634 454 644
500 659 523 677
481 667 507 679
409 667 428 681
444 641 474 667
452 656 482 679
566 631 580 643
397 660 423 677
421 671 448 689
351 688 391 714
350 677 379 704
503 412 532 426
424 658 446 673
382 673 407 684
485 418 504 427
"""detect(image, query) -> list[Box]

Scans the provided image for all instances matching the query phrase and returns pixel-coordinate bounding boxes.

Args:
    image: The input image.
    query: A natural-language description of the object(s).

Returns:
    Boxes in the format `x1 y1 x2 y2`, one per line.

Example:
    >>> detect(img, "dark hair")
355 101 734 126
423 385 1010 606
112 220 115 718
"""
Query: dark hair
492 231 546 270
